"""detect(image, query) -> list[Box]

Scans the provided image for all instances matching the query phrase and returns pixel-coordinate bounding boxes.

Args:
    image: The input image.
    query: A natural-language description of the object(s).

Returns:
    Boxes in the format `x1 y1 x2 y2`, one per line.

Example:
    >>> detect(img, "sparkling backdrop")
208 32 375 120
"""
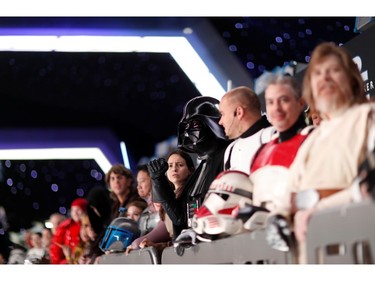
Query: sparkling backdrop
0 17 360 232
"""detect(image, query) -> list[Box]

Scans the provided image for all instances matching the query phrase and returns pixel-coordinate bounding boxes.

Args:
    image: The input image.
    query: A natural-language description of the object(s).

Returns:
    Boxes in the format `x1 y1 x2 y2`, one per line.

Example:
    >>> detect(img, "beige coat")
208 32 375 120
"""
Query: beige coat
287 102 375 212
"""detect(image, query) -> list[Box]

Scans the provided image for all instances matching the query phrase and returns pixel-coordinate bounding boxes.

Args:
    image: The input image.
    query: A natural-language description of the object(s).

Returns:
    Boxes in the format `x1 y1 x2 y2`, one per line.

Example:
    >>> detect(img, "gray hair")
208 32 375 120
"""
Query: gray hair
265 75 302 99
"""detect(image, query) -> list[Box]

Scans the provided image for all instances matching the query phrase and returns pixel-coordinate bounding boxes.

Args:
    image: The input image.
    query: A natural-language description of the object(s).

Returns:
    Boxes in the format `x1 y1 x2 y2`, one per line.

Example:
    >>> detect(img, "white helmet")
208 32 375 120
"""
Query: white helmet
191 170 253 240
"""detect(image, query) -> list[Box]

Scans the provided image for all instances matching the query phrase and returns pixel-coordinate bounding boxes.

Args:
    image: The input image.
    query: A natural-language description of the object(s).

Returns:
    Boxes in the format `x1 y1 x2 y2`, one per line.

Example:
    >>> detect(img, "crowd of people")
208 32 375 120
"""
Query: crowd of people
1 41 375 265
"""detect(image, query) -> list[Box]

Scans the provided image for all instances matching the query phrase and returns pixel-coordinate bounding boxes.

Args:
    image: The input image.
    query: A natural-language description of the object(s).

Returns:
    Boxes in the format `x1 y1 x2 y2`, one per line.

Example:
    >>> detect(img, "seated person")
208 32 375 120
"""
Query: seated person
149 96 231 239
287 42 374 263
218 86 273 174
135 165 160 235
249 75 312 217
125 200 147 222
126 150 195 254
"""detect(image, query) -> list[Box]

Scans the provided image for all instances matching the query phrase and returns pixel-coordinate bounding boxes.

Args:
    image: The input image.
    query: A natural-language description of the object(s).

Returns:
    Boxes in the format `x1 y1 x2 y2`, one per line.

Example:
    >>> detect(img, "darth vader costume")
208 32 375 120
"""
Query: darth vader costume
148 96 231 239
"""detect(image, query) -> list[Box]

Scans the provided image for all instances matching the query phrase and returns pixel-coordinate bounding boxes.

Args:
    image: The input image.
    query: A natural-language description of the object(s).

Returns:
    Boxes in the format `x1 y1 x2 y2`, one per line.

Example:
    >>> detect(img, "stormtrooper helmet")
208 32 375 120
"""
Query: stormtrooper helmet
191 170 253 240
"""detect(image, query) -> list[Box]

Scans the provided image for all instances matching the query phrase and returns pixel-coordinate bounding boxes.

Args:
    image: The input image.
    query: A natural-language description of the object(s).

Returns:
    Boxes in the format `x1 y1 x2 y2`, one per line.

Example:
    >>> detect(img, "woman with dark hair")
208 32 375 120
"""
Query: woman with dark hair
125 149 195 254
148 96 231 239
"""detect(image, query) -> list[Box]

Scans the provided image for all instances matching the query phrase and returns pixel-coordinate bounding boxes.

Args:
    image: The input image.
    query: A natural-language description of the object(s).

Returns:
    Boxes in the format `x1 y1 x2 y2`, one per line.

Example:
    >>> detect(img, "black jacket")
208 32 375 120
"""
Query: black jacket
152 139 230 239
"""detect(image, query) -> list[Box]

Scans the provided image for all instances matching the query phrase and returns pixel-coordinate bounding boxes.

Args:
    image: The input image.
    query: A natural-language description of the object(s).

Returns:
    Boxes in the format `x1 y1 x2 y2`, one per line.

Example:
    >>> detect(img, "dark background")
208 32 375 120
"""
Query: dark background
0 17 360 232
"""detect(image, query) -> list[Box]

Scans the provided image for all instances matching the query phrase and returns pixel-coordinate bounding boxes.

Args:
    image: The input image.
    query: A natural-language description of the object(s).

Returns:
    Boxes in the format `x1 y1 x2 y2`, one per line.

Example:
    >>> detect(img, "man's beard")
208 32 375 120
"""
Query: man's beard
315 91 351 117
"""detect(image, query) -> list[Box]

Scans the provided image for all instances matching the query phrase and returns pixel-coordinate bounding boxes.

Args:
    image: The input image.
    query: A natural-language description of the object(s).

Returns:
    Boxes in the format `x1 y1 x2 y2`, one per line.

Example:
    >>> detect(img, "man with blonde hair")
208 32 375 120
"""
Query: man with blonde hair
287 42 375 263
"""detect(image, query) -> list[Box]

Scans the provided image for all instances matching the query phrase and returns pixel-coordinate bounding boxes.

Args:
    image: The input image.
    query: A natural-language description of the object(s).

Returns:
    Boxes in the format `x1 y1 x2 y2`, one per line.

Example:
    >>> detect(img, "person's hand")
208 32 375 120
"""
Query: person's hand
148 158 168 180
139 238 155 249
293 207 315 243
125 245 134 256
173 228 197 247
93 256 101 264
54 241 72 261
77 255 87 264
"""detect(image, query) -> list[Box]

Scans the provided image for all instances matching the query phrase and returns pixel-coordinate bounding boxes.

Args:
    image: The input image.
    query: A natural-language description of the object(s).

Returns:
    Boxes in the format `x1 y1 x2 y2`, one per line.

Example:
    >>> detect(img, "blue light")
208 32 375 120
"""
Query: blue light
59 206 67 215
31 170 38 179
51 183 59 192
32 202 40 210
6 178 13 186
246 62 255 70
229 45 237 52
235 23 243 29
76 188 84 197
20 163 27 172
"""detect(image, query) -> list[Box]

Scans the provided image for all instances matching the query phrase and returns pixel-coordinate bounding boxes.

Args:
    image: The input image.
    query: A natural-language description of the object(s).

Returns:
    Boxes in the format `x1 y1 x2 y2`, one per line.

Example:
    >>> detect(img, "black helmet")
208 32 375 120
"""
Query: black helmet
178 96 226 154
99 217 140 253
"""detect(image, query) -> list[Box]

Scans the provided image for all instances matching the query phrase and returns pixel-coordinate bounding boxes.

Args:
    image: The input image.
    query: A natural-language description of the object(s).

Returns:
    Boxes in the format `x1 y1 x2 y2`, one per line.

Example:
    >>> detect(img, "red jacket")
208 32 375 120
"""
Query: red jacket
49 218 82 264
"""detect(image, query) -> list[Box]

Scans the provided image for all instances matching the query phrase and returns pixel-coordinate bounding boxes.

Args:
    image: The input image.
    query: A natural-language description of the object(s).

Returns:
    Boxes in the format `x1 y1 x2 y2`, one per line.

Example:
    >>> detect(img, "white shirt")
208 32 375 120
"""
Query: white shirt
223 125 274 175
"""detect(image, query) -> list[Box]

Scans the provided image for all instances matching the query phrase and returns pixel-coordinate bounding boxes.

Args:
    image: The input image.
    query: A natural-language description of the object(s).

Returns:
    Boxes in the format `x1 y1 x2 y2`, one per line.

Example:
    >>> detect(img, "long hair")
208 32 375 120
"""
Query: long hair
303 42 367 113
166 149 196 199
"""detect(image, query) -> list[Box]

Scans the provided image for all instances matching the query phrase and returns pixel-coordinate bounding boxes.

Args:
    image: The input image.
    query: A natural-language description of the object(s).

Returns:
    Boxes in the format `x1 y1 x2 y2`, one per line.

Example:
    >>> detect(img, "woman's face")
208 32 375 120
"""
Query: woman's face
166 153 191 190
136 170 152 198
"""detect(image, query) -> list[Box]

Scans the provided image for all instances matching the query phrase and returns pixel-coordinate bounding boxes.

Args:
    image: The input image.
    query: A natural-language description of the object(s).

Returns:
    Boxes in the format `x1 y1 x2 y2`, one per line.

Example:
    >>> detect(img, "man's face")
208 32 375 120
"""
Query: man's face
71 205 85 223
109 172 130 197
265 83 304 132
310 55 352 116
219 96 238 139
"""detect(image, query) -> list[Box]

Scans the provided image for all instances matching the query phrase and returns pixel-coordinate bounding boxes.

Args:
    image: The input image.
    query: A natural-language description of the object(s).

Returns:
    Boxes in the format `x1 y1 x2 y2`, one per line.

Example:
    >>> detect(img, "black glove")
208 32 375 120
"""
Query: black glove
147 158 174 203
147 158 168 180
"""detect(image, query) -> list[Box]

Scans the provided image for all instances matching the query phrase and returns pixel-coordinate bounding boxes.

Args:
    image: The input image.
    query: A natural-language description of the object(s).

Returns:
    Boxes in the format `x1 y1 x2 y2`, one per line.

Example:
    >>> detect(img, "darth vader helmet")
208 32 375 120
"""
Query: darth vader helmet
177 96 226 155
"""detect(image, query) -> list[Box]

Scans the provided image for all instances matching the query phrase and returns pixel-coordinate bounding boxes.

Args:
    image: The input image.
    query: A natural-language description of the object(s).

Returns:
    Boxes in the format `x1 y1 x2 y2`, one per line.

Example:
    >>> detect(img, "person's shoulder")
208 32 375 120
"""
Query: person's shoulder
225 138 238 150
364 101 375 113
300 125 315 136
353 102 375 112
58 218 73 228
260 126 276 142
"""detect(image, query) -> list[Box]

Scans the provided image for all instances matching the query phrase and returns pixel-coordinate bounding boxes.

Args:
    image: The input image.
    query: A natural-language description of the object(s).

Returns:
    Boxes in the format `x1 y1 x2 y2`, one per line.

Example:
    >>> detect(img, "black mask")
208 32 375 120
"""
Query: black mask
177 96 226 156
179 119 219 156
